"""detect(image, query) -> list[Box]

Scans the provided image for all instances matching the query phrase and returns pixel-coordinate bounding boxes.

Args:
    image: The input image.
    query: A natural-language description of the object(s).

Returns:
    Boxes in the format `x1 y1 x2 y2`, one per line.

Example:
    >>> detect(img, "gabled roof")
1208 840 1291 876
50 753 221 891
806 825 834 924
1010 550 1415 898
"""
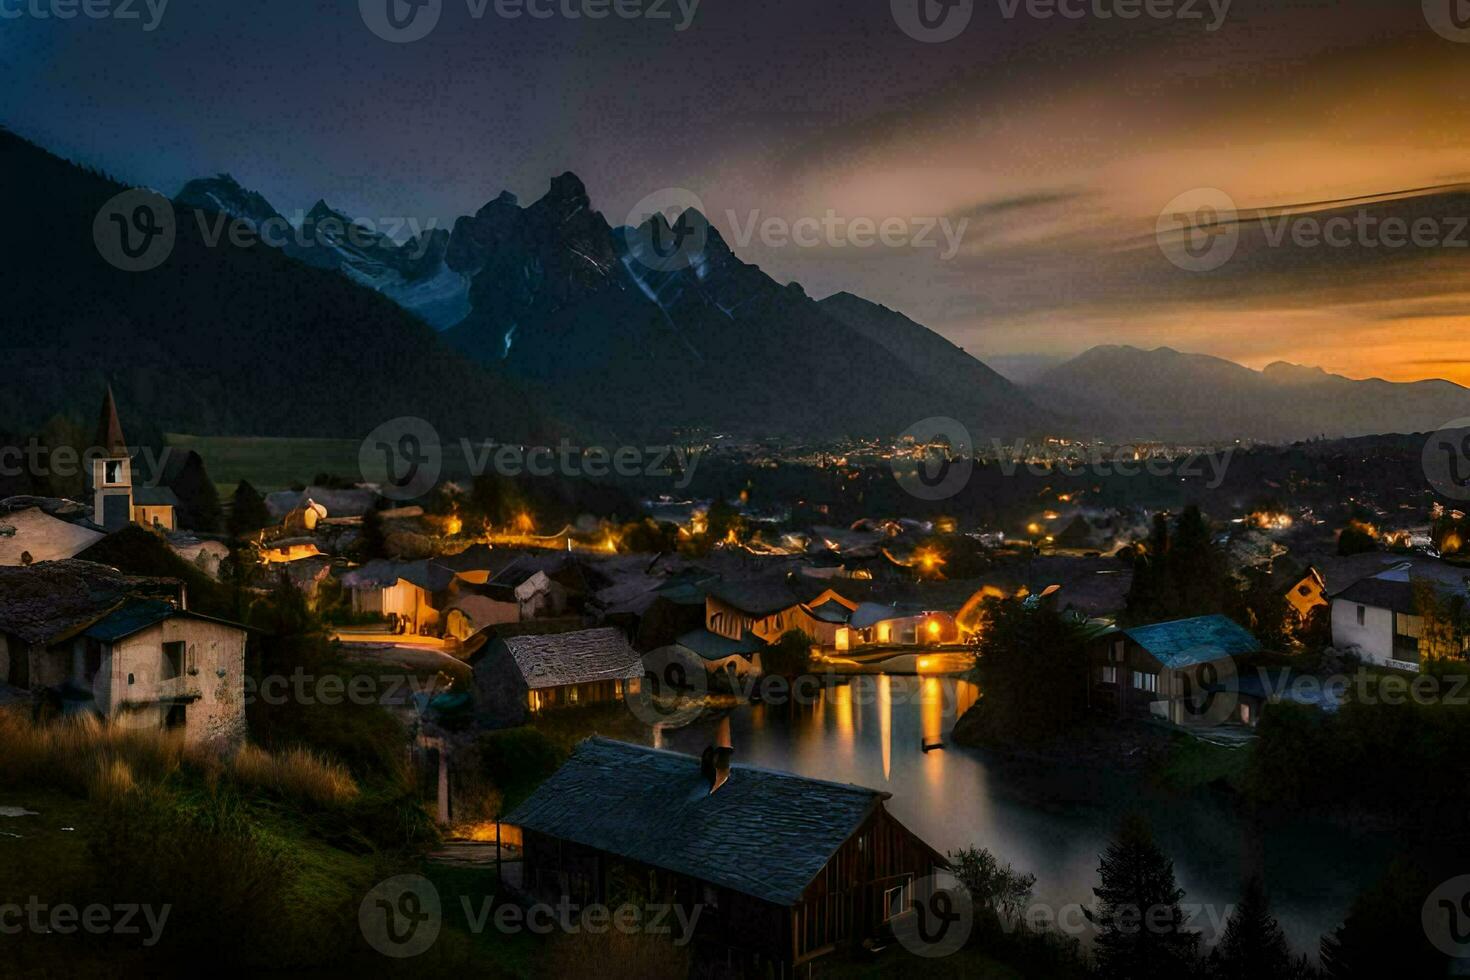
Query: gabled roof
0 560 178 645
506 737 907 906
1122 614 1260 668
131 486 179 508
1332 563 1469 616
674 628 767 662
806 597 854 624
0 507 104 566
847 601 924 630
499 627 641 689
709 577 801 616
342 559 455 593
83 598 251 643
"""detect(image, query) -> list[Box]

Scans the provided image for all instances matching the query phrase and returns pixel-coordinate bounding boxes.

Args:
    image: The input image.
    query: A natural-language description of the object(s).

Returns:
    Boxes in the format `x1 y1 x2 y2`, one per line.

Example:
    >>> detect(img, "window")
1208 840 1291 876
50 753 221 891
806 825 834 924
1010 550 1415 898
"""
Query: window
1101 666 1117 685
1356 605 1366 626
162 641 185 681
1131 671 1158 693
1110 639 1125 663
103 460 124 485
882 881 912 921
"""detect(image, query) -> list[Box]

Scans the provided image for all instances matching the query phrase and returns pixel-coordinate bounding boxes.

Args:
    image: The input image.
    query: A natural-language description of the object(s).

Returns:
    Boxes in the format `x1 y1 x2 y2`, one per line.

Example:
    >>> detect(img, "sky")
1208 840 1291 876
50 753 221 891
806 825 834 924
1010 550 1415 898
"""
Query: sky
5 0 1470 384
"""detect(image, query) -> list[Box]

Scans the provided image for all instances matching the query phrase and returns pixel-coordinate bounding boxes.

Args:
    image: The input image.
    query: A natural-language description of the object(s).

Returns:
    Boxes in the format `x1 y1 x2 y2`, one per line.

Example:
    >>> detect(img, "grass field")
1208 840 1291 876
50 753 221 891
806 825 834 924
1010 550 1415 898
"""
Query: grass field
164 433 364 495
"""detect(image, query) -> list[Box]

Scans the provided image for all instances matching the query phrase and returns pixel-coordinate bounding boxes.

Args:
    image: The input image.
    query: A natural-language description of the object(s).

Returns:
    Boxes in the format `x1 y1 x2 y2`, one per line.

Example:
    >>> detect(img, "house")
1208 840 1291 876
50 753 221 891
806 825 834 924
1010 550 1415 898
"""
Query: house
835 602 959 651
472 627 642 726
1281 565 1328 623
1089 614 1262 726
504 737 949 974
341 559 456 634
705 579 857 646
0 504 104 566
671 627 766 680
0 560 248 745
1330 563 1470 670
442 590 520 641
89 387 176 531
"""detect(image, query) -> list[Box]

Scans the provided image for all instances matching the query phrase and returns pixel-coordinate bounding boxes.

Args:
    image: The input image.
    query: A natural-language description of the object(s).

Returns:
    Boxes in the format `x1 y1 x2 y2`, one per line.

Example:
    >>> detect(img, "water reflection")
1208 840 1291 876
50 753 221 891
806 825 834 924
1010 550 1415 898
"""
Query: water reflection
664 673 1391 958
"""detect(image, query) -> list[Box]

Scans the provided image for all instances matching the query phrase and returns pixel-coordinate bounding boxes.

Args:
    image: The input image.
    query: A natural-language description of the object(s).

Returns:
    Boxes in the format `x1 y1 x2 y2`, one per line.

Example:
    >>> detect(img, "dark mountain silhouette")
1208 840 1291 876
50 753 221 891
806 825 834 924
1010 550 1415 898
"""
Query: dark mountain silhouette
0 129 549 443
1029 346 1470 442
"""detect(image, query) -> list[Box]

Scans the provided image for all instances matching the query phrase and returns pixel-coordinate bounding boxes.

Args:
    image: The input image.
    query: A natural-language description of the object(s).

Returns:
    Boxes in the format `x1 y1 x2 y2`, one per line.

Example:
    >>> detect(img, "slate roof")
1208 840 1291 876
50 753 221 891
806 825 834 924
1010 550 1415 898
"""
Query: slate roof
131 486 179 507
1334 575 1416 615
847 602 924 629
674 628 766 662
342 559 455 593
501 627 642 689
0 561 180 645
506 737 903 906
1123 614 1261 668
84 598 250 643
806 598 854 624
709 577 801 616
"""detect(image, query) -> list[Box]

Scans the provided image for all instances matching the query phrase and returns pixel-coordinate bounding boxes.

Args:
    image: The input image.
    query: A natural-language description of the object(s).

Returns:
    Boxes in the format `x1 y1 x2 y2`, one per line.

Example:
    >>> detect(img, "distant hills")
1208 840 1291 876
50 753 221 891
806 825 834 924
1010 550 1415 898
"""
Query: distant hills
1028 346 1470 442
6 124 1469 447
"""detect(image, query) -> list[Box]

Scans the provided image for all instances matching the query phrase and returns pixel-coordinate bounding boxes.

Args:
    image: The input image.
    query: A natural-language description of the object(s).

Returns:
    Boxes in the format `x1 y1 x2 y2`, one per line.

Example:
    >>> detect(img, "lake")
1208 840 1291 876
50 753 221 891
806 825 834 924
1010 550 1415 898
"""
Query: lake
660 674 1392 958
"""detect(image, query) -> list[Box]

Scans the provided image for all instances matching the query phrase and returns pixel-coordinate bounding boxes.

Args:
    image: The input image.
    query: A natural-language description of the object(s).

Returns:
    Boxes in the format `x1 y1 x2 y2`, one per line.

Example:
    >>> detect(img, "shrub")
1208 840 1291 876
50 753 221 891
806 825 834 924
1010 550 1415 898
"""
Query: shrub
545 927 692 980
230 743 359 808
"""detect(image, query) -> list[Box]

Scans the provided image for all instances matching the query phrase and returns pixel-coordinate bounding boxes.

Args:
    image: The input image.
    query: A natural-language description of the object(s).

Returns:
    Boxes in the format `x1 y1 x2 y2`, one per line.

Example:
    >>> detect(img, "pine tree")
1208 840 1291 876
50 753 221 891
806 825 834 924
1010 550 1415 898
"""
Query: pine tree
1209 877 1294 980
228 480 271 538
1088 812 1200 980
1320 862 1447 979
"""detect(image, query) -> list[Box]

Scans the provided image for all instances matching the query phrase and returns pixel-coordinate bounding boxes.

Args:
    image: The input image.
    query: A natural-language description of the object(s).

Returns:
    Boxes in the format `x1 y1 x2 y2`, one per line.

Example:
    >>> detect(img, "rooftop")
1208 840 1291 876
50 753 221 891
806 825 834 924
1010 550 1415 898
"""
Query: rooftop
1123 614 1261 668
505 737 899 906
499 627 641 689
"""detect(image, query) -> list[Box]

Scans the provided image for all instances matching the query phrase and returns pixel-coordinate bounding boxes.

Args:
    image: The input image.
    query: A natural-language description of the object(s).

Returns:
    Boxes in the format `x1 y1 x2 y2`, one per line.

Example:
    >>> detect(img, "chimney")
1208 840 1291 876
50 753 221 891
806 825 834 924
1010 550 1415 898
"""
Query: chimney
700 717 734 794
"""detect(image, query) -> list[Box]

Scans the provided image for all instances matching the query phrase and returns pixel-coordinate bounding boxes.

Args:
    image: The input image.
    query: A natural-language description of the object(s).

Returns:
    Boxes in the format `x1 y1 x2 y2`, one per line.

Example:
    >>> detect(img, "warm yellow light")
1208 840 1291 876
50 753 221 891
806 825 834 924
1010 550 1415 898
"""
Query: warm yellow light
926 620 941 638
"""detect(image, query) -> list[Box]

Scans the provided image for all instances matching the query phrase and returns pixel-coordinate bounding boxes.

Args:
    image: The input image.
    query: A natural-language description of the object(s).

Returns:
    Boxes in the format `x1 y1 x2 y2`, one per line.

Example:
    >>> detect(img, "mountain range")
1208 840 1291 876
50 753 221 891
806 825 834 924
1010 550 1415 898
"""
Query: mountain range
1030 346 1470 443
4 125 1469 447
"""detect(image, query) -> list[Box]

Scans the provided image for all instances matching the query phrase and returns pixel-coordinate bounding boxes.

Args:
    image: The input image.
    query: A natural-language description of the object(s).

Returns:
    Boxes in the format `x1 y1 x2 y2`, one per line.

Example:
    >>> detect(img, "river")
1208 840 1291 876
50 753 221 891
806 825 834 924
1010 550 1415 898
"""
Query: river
660 673 1393 958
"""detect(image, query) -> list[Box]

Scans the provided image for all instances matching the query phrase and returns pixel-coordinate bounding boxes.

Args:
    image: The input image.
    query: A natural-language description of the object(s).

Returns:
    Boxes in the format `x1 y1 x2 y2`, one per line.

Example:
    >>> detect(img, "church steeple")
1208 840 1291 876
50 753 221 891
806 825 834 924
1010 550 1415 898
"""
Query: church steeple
96 385 127 457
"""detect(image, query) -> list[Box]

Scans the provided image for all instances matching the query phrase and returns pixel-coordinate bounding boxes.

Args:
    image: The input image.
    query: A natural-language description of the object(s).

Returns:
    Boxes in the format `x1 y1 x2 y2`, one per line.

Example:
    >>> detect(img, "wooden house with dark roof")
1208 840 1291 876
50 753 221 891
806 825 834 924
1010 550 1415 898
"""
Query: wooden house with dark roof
471 627 642 726
1089 614 1262 726
504 737 948 974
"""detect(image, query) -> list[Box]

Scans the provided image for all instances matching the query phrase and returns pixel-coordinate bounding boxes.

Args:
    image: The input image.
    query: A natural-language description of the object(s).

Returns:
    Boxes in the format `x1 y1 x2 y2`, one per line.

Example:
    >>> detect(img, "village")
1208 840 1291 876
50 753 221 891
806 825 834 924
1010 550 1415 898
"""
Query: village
3 390 1469 976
